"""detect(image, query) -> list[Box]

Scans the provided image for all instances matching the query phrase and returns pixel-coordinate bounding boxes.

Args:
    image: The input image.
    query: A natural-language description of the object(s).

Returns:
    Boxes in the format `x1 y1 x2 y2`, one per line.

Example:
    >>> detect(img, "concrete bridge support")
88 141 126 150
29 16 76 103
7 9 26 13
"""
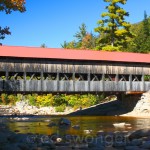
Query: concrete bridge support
117 93 142 112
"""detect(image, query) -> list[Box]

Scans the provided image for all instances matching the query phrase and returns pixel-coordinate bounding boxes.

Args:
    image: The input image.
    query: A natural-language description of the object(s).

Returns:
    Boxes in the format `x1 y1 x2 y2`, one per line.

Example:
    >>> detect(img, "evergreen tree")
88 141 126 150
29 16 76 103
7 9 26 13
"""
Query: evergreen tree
41 43 47 48
74 23 87 48
74 23 87 42
61 23 96 50
143 11 150 37
61 40 77 49
127 11 150 53
141 11 150 53
95 0 133 50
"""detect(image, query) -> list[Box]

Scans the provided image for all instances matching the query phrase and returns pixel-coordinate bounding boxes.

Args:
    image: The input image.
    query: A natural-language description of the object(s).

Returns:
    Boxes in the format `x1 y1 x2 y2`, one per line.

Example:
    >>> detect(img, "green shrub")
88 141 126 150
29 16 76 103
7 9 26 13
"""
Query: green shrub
27 94 37 106
102 45 121 52
53 94 68 106
144 75 150 81
55 105 66 112
0 93 9 105
7 94 17 105
36 94 54 107
0 93 105 108
67 94 80 107
16 94 23 102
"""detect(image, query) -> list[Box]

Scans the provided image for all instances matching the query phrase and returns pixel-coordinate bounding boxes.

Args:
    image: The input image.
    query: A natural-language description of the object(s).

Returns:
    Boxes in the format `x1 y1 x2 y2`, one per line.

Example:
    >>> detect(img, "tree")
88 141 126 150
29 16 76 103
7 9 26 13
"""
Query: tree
139 11 150 53
61 40 77 49
95 0 133 50
61 23 96 50
74 23 87 42
0 0 26 44
80 33 97 50
143 11 150 37
73 23 88 49
127 11 150 53
41 43 47 48
0 26 11 42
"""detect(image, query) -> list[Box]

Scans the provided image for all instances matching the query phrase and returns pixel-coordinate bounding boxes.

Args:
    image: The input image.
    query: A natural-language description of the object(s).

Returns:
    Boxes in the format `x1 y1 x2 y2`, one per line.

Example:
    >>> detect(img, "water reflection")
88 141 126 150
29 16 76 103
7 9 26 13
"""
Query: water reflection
7 116 150 136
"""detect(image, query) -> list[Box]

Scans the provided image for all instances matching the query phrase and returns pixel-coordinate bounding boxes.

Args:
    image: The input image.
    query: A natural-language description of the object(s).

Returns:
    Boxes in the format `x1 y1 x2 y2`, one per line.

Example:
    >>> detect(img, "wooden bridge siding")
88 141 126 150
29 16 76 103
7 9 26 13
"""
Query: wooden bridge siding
0 80 149 92
59 81 74 92
3 80 24 92
74 81 89 92
26 81 41 92
0 81 3 91
42 81 58 92
0 62 147 75
0 58 150 75
0 58 149 92
145 82 150 91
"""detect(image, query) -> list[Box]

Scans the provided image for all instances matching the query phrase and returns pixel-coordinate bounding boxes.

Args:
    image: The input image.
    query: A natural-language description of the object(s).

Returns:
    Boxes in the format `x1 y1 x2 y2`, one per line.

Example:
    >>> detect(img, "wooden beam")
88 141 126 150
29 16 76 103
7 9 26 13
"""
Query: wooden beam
102 74 105 91
126 91 144 95
23 72 26 91
41 71 43 91
129 74 132 91
88 73 90 92
30 74 35 80
141 74 145 91
73 72 75 92
57 72 59 91
5 71 8 81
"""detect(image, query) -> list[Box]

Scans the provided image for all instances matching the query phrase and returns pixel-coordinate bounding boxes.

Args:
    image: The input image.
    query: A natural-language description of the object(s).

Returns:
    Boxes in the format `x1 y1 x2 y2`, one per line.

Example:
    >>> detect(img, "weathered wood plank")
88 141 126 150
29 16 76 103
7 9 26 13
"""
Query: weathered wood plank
0 79 149 92
59 81 74 92
0 80 3 91
74 81 88 92
0 58 149 75
43 81 57 92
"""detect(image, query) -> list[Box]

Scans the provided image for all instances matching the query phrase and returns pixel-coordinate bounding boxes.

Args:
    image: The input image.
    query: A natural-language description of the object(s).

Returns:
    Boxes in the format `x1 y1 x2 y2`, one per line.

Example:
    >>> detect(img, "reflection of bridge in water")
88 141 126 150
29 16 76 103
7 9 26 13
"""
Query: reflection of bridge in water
0 46 150 93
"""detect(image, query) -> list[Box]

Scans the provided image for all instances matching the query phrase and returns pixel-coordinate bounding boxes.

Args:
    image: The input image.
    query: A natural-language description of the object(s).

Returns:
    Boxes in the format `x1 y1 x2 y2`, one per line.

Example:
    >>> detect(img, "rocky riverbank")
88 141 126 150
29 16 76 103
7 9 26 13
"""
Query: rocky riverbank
0 100 74 116
121 91 150 117
1 117 150 150
1 91 150 117
0 99 122 116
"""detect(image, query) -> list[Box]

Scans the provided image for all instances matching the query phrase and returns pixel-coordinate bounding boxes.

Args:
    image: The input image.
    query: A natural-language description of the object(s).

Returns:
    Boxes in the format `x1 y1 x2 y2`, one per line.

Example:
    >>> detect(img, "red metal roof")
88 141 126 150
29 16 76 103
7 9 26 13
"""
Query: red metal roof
0 45 150 63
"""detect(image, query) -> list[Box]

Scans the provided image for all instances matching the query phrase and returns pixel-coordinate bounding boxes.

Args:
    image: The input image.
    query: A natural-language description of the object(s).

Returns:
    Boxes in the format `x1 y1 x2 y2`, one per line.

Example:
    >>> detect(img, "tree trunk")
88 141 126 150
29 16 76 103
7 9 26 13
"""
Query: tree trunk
111 19 115 47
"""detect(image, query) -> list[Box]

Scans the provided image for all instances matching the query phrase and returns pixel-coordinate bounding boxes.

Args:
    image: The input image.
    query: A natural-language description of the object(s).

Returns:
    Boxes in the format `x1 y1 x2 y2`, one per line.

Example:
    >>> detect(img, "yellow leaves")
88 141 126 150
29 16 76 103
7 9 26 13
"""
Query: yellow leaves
116 9 126 14
103 27 109 31
102 45 121 52
108 22 114 27
115 29 128 36
101 12 108 17
122 22 131 28
109 13 117 19
36 94 54 107
105 0 127 4
108 5 115 11
97 20 104 24
82 97 89 105
112 0 127 4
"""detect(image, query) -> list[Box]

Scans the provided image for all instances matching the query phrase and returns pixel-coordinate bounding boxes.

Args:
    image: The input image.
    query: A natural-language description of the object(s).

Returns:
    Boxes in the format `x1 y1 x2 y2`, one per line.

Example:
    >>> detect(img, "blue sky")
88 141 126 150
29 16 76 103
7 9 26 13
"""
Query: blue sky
1 0 150 48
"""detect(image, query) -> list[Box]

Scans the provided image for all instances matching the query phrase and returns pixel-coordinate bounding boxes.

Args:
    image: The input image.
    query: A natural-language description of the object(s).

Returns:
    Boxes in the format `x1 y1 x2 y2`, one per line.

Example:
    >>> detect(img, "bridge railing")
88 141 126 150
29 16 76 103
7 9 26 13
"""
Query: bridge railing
0 80 149 92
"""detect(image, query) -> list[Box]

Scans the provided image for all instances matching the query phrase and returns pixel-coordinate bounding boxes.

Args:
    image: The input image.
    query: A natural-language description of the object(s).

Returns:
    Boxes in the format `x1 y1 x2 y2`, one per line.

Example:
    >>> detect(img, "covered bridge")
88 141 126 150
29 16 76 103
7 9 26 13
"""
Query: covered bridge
0 46 150 93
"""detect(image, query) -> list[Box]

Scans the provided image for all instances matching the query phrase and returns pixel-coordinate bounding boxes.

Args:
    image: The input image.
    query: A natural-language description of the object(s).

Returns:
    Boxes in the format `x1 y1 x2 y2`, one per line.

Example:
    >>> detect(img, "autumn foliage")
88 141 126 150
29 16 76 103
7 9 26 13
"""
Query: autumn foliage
0 0 26 14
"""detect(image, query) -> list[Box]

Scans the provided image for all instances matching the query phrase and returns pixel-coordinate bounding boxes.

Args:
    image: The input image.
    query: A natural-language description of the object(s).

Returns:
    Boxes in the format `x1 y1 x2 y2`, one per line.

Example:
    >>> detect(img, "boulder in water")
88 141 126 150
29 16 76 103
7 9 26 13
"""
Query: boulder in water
58 118 71 127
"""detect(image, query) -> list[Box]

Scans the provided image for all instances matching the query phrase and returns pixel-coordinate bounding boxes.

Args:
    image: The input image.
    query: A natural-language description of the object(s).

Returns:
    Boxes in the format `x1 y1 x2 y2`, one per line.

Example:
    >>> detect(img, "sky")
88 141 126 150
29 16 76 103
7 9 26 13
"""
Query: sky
1 0 150 48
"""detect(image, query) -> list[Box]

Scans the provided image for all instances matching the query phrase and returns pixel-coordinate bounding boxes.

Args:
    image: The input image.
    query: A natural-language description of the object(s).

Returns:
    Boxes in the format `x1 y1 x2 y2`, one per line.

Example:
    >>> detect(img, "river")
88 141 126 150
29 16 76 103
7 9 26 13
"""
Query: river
5 116 150 137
